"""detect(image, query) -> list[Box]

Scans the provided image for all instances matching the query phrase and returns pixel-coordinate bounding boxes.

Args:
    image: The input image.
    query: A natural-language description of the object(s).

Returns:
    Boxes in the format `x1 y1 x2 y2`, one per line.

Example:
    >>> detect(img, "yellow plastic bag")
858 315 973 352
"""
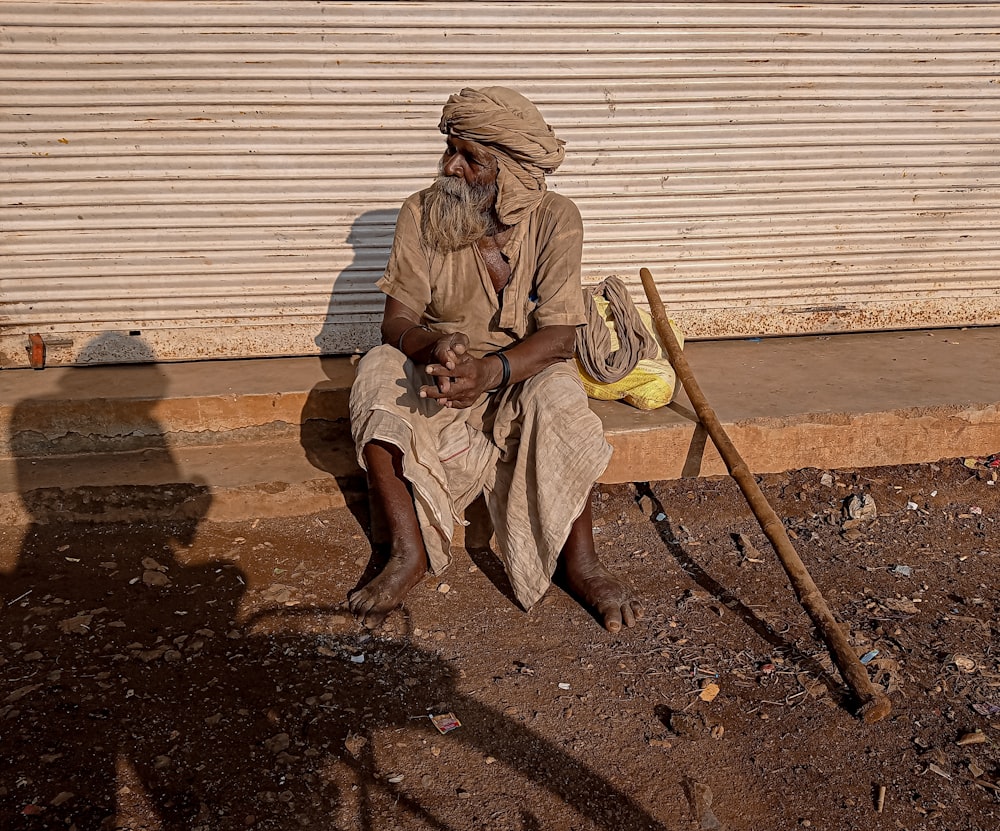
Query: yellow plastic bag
577 296 684 410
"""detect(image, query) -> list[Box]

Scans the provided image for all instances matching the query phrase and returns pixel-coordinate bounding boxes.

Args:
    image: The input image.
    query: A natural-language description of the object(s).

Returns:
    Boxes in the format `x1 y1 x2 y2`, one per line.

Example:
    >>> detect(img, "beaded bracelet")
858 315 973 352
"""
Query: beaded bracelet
486 350 511 393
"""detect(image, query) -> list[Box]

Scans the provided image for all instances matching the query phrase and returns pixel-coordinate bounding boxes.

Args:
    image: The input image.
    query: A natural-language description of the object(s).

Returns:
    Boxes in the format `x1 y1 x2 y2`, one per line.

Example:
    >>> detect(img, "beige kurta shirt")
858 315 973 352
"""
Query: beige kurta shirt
351 188 612 609
377 189 588 353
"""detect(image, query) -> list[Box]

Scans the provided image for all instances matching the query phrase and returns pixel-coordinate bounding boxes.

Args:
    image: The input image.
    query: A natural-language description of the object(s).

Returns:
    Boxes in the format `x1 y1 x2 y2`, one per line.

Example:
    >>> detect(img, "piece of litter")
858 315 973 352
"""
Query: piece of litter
927 763 952 781
655 512 666 522
820 473 834 487
952 654 976 673
845 493 877 521
350 654 365 664
387 774 404 784
429 712 461 734
557 682 571 690
889 565 912 578
860 650 880 665
906 501 919 511
956 731 987 747
969 506 983 515
437 583 451 594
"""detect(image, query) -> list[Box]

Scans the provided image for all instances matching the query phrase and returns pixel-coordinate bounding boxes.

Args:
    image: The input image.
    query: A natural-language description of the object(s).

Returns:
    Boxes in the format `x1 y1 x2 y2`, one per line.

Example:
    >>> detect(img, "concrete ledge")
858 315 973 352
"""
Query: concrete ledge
2 328 999 525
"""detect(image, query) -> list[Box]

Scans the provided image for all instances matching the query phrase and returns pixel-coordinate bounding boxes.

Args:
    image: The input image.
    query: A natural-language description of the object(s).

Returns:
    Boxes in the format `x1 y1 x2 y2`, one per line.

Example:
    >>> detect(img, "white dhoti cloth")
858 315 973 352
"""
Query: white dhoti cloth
349 344 613 609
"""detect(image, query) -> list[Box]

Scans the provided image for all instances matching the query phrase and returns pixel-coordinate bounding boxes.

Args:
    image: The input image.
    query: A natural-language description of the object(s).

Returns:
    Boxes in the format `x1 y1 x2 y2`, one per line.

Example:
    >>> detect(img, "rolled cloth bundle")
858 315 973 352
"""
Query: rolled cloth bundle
576 275 661 383
439 87 566 226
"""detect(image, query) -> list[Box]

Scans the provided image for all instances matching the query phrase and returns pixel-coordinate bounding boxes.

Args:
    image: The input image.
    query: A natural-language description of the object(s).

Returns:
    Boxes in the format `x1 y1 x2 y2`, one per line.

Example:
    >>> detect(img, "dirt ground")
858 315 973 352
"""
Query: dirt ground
1 457 997 831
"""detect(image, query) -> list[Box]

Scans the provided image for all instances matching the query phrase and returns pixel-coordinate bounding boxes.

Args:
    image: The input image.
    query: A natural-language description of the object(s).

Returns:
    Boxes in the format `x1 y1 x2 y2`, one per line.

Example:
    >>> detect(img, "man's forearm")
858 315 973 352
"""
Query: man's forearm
495 325 576 388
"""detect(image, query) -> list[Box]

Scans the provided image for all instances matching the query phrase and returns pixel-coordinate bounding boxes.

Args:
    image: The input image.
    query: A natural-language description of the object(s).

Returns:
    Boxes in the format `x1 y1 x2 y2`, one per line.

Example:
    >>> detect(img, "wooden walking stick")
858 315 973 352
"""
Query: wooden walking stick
639 267 892 724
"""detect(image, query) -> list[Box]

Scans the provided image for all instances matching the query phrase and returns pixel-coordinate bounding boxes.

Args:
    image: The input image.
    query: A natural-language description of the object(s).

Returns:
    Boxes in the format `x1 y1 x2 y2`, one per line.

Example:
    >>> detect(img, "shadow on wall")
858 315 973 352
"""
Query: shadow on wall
301 209 399 538
313 208 399 357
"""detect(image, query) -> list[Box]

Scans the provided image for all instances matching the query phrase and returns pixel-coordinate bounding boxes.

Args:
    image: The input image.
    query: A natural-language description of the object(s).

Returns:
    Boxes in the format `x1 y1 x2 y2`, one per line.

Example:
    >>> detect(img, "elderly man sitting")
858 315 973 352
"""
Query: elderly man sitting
348 87 642 633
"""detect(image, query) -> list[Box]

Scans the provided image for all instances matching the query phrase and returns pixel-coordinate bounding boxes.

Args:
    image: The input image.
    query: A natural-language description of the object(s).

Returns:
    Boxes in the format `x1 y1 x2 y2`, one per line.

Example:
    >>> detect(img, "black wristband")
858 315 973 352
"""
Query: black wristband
487 350 510 392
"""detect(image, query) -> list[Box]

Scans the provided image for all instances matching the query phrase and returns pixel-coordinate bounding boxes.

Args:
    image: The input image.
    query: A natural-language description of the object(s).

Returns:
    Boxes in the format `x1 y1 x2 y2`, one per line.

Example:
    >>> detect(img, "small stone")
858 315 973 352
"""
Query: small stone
142 570 171 587
58 614 93 635
264 733 290 754
699 682 720 703
344 733 367 758
437 583 450 594
457 789 471 799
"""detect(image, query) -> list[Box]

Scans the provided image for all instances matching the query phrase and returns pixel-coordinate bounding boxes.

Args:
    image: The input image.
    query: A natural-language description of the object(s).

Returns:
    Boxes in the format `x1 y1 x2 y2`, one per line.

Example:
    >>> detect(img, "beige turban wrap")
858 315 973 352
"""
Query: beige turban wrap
439 87 566 226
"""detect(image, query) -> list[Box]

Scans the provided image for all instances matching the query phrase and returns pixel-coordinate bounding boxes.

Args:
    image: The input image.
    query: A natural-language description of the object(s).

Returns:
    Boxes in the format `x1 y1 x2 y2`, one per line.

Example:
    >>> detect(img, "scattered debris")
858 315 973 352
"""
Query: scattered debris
956 731 987 747
264 733 290 754
699 682 721 703
889 564 912 578
733 532 765 564
875 784 886 814
684 778 723 831
666 711 703 739
344 732 367 758
927 762 952 781
859 650 879 666
844 493 877 522
952 654 977 673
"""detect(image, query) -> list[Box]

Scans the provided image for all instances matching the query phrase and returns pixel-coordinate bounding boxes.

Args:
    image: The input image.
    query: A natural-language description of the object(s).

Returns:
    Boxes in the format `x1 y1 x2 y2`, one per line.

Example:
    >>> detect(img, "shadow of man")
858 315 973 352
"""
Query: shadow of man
1 334 672 830
0 334 244 829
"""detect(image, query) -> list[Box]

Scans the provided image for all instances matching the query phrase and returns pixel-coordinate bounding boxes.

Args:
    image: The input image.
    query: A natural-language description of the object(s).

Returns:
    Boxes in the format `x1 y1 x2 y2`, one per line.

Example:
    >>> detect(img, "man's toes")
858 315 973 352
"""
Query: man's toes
362 609 389 630
597 601 623 633
622 602 636 629
348 590 377 619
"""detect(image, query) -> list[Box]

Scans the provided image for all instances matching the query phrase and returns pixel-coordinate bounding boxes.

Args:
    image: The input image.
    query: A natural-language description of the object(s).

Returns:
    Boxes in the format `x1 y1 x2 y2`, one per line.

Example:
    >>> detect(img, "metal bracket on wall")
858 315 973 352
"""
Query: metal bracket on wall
25 334 74 369
27 333 46 369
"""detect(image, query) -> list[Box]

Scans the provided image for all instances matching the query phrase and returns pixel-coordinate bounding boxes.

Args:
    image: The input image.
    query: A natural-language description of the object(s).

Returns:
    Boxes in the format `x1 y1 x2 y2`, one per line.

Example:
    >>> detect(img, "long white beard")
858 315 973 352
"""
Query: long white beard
421 174 500 252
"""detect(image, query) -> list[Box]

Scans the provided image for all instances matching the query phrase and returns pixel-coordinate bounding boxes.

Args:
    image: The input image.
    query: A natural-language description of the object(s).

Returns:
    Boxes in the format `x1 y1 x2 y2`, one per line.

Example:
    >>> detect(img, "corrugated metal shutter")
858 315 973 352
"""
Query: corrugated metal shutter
4 1 1000 367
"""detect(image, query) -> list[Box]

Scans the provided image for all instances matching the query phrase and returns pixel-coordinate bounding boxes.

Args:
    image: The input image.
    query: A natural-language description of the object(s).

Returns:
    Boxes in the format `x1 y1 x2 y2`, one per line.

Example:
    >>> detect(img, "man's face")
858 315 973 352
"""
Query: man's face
440 135 498 189
420 135 501 251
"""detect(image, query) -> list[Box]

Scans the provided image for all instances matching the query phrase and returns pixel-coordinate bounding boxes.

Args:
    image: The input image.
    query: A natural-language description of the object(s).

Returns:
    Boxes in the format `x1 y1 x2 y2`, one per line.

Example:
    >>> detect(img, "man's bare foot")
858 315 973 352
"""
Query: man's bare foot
558 501 643 632
561 555 644 633
347 545 427 629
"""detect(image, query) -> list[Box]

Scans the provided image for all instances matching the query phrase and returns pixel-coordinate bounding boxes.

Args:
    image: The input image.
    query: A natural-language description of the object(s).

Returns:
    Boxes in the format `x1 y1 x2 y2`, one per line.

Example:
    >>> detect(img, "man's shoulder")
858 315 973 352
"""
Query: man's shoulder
538 190 581 218
400 190 428 215
534 190 582 229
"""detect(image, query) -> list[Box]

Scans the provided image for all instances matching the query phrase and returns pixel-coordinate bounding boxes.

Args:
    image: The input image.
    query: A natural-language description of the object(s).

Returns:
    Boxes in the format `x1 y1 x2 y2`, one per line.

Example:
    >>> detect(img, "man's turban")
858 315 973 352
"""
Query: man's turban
439 87 566 226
